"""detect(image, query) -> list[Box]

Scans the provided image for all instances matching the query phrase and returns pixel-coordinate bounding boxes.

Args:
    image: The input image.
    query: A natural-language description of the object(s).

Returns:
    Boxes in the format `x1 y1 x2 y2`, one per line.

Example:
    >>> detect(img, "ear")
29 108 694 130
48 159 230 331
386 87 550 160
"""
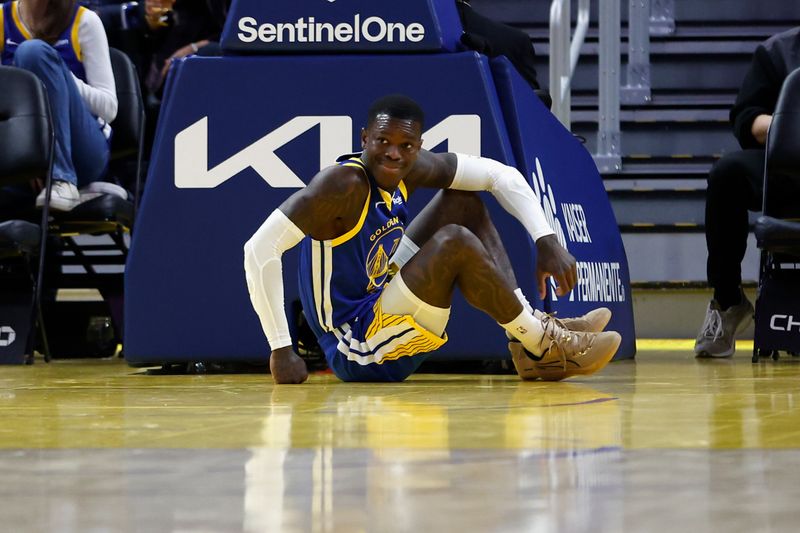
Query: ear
360 128 367 149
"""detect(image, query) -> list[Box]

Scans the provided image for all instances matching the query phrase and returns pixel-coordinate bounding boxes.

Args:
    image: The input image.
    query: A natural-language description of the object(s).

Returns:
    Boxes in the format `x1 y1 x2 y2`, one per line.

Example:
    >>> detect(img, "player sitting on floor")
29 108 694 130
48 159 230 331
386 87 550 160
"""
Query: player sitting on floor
244 94 620 384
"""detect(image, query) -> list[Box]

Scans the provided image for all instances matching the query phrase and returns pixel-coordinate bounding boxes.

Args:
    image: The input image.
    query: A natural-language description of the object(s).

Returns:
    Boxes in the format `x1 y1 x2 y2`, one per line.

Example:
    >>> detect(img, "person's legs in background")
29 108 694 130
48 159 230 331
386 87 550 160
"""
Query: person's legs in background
696 149 764 357
13 40 110 211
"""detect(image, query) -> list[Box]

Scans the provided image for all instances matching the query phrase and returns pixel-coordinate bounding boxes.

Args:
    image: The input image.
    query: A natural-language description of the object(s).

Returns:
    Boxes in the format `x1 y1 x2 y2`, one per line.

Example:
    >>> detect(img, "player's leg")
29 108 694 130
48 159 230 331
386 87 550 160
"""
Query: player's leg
393 190 610 332
395 223 621 378
397 223 546 354
396 189 518 288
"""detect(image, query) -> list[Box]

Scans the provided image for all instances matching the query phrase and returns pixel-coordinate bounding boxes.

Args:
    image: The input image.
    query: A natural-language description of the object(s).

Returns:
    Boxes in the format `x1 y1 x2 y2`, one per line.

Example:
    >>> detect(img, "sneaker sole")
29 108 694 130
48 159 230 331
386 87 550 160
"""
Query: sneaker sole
509 332 622 381
35 196 78 212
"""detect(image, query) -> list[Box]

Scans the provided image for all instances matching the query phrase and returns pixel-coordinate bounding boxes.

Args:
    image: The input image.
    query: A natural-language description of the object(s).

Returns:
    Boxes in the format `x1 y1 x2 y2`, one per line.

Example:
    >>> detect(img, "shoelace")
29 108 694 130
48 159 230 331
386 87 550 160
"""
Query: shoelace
700 307 723 341
539 313 592 371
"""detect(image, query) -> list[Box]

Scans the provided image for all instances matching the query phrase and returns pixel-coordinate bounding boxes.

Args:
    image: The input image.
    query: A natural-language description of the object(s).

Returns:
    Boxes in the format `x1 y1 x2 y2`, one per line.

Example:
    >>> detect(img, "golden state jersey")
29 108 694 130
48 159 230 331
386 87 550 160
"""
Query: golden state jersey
299 154 409 336
1 1 88 81
298 154 447 382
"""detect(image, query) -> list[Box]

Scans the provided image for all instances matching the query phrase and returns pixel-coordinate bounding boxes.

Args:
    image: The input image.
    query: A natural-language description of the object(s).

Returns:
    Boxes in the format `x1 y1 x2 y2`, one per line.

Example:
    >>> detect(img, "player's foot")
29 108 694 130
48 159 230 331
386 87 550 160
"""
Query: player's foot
509 315 621 381
694 295 754 358
536 307 612 333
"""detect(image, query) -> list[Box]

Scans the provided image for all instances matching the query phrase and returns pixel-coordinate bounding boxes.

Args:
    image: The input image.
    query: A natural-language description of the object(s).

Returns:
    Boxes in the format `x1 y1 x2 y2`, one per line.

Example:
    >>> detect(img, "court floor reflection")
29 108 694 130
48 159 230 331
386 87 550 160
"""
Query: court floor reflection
0 351 799 532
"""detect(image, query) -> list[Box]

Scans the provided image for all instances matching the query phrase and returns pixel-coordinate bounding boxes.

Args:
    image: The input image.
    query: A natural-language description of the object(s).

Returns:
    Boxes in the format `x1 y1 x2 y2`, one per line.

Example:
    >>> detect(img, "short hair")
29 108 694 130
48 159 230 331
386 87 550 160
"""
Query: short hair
367 94 425 129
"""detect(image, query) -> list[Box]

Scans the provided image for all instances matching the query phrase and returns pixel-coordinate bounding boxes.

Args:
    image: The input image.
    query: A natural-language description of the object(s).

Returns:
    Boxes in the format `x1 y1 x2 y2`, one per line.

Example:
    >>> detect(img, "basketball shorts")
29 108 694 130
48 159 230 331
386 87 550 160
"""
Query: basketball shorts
318 274 449 382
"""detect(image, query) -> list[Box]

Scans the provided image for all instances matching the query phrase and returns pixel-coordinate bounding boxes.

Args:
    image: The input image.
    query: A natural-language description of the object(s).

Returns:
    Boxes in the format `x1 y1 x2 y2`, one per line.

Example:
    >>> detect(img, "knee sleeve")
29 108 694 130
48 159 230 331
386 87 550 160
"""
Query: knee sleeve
381 273 450 337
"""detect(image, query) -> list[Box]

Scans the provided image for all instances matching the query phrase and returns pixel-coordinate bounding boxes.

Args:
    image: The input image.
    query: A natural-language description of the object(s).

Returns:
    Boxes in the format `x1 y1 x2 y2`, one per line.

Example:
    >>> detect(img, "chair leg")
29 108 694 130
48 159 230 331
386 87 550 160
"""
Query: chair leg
33 273 50 363
34 125 56 363
23 254 50 363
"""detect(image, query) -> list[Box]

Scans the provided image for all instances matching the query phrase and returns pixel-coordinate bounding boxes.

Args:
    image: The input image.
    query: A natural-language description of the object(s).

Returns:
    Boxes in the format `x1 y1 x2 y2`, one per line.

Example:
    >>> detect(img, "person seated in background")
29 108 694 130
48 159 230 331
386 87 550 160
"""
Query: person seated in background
695 27 800 358
0 0 118 211
142 0 228 99
455 0 549 107
136 0 227 160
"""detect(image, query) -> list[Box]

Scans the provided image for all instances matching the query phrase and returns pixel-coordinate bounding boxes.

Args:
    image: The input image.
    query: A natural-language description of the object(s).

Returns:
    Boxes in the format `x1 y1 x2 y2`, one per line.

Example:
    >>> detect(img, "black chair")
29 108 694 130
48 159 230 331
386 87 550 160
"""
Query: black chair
43 47 144 356
752 67 800 362
0 66 54 364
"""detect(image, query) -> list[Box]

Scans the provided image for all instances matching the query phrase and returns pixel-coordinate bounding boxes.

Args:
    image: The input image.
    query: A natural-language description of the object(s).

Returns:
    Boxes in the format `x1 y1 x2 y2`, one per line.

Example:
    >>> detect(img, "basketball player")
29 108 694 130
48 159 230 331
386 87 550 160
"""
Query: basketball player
244 94 621 384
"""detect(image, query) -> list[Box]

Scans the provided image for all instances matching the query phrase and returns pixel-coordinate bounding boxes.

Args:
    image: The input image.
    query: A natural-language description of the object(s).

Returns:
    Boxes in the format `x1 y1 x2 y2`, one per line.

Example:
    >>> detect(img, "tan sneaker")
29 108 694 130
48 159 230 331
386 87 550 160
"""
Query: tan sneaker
509 315 621 381
537 307 612 333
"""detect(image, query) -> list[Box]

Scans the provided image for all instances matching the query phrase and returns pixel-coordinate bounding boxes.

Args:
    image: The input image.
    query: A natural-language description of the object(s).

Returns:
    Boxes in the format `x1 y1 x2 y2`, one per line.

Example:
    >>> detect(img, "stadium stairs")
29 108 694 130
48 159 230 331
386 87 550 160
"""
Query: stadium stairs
471 0 800 338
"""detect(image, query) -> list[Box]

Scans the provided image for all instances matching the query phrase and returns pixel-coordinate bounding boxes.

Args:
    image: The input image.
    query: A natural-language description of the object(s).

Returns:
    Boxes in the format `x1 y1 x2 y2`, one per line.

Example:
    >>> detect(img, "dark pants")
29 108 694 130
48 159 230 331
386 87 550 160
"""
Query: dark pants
705 149 765 308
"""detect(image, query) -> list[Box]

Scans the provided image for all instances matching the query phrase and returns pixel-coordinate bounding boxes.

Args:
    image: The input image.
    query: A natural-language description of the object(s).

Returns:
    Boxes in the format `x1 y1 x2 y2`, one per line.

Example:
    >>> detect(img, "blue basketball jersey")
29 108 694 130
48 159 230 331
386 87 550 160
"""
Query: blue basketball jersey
299 154 410 338
0 1 88 81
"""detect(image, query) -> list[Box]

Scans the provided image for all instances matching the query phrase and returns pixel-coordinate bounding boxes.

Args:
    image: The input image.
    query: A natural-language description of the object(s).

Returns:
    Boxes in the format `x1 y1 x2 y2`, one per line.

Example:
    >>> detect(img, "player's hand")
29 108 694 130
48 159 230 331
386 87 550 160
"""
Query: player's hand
269 347 308 384
535 234 577 299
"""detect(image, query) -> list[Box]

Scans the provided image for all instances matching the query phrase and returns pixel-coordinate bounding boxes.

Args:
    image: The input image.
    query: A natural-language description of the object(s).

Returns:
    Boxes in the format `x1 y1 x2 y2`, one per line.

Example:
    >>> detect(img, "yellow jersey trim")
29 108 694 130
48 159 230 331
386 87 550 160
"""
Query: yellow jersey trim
12 2 31 40
0 7 5 53
331 188 371 247
377 187 393 209
398 181 408 201
71 6 85 61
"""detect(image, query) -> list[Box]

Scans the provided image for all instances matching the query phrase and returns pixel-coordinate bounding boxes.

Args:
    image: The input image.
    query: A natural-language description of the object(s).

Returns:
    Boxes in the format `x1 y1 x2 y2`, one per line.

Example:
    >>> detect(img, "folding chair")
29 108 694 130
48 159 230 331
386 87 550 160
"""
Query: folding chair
752 67 800 362
44 47 144 356
0 66 54 364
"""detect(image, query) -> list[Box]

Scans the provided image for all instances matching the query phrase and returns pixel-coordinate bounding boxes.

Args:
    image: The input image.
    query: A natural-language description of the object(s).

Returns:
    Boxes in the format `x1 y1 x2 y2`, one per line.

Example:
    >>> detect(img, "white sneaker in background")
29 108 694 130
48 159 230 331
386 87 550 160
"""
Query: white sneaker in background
35 180 80 212
694 295 754 358
78 181 128 203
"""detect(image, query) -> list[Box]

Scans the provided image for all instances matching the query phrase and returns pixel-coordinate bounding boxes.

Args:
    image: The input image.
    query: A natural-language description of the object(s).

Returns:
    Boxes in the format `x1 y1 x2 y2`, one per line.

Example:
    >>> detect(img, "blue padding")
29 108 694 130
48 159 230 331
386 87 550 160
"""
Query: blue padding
221 0 462 54
490 57 637 359
125 52 541 364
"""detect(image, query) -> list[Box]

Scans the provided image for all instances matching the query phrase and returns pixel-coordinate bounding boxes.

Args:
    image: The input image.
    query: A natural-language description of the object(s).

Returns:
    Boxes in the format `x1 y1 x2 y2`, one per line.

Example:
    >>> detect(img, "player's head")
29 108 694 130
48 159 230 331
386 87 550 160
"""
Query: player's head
366 94 425 129
361 94 424 189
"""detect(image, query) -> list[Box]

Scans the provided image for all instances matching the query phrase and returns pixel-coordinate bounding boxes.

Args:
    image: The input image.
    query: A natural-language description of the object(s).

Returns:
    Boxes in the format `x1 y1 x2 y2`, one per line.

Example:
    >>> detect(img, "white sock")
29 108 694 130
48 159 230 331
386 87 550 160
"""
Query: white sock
507 289 546 340
513 288 534 314
500 309 546 356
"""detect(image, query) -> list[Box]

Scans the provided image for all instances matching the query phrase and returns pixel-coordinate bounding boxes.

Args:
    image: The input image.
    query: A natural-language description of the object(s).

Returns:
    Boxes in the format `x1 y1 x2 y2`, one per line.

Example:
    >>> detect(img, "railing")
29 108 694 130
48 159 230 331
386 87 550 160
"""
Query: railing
549 0 590 127
549 0 655 173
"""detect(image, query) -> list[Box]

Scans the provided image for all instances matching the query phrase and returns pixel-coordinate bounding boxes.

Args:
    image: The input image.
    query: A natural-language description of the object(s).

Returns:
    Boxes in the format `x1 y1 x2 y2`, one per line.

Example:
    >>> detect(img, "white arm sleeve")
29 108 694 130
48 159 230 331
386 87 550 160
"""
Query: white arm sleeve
450 153 555 241
73 10 118 123
243 210 305 350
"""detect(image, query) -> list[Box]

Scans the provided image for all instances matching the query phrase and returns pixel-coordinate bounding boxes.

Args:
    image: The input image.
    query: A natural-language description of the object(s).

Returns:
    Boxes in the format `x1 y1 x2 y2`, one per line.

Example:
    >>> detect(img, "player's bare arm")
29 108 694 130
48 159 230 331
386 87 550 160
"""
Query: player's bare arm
404 150 576 297
403 150 458 193
279 165 370 241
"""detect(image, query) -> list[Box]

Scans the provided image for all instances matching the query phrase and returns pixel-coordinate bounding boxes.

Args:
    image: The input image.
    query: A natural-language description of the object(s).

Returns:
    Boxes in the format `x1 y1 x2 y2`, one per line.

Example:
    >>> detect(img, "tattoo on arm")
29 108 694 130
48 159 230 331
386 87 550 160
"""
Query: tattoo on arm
405 151 458 194
279 166 369 241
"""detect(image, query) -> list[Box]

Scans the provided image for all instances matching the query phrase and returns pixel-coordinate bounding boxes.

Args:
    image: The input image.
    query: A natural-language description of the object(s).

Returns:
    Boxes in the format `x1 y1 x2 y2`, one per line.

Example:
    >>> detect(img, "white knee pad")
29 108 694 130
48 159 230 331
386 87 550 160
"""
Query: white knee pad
381 273 450 337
